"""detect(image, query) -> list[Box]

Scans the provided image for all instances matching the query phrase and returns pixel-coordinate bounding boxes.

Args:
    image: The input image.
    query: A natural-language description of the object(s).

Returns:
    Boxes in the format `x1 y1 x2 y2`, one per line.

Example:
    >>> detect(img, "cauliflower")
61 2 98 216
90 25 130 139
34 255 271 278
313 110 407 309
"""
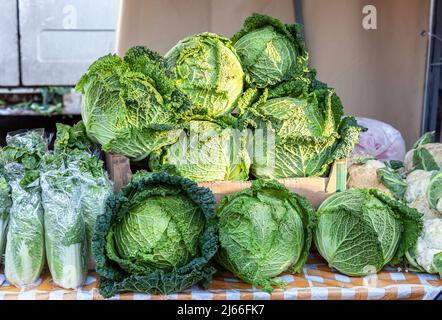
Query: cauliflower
409 198 441 220
407 218 442 276
405 170 432 203
404 170 442 220
347 159 391 193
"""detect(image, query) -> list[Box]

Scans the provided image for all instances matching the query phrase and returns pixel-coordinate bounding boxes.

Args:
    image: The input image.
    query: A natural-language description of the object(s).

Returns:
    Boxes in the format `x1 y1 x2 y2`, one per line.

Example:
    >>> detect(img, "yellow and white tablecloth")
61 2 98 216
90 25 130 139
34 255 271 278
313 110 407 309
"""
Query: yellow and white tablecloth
0 254 441 300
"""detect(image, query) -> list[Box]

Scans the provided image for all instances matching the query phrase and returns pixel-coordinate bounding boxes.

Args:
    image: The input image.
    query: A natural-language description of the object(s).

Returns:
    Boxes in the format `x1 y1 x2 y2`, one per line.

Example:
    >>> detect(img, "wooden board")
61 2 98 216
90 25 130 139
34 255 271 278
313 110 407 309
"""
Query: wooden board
104 155 347 208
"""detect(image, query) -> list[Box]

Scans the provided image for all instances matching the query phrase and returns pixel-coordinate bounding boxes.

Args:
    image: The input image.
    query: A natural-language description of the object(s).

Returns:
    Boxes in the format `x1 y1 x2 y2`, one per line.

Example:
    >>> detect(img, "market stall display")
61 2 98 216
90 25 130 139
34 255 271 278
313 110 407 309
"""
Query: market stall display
0 12 441 300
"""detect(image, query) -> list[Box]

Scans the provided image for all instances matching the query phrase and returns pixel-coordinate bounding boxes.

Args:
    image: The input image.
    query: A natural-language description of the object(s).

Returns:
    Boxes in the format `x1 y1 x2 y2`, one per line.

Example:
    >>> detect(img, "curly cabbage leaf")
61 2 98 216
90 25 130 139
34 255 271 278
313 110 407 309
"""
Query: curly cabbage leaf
216 179 316 293
231 13 309 88
240 80 361 178
93 172 218 298
149 119 250 182
315 188 423 276
76 46 187 160
165 33 244 117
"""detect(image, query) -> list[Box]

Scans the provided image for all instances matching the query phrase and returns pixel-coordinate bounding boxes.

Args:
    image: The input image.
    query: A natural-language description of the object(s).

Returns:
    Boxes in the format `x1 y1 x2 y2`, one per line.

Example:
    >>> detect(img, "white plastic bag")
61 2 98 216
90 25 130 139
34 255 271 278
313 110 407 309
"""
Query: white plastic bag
354 117 406 161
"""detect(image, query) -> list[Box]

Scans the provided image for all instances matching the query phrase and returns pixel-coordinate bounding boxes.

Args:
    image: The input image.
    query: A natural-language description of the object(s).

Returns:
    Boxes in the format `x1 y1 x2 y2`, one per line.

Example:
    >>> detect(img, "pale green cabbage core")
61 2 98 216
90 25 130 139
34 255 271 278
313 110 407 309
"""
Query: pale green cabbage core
112 194 204 272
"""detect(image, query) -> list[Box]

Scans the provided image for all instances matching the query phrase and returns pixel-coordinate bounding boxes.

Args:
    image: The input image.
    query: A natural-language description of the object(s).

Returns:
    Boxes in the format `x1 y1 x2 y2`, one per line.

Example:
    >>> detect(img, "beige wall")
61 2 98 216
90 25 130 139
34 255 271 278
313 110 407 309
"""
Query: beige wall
116 0 429 147
116 0 296 55
302 0 429 147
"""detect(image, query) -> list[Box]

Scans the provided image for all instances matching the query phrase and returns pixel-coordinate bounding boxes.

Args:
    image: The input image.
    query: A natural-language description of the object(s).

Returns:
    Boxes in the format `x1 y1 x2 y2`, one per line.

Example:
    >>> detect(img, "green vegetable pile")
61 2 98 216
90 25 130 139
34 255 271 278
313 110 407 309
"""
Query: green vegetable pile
1 13 433 299
76 13 362 182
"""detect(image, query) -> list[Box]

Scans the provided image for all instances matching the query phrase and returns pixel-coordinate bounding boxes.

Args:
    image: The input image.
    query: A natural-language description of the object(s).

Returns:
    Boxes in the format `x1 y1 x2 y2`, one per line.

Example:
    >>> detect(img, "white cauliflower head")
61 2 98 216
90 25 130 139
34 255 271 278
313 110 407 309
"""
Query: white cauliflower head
347 159 391 193
409 218 442 275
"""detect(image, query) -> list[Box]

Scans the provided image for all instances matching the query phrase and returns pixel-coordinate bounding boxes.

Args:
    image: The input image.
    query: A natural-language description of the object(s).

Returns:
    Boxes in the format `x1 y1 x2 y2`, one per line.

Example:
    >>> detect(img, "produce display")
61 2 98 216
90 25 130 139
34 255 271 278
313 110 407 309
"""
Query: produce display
348 132 442 277
216 179 315 292
93 171 218 298
0 12 441 300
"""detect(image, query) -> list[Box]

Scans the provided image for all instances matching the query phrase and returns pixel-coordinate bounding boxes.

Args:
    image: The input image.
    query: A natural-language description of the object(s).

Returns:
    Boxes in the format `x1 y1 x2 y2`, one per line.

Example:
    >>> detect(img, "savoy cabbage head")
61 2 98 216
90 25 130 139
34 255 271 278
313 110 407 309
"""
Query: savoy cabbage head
149 119 250 182
216 179 315 293
93 172 218 298
231 13 309 88
165 33 244 117
315 188 423 276
76 46 188 161
240 79 361 178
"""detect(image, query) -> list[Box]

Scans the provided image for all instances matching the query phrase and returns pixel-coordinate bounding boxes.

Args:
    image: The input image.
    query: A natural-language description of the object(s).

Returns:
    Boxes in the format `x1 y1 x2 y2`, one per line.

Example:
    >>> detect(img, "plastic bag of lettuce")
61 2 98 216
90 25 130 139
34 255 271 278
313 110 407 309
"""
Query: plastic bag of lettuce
41 122 113 289
1 129 48 287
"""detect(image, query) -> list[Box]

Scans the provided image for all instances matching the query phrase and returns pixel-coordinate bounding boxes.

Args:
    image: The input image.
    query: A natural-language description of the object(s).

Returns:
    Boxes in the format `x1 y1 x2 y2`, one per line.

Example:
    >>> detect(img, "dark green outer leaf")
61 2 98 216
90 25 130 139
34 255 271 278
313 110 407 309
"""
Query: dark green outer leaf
93 172 218 298
377 167 407 200
413 148 440 171
412 131 434 149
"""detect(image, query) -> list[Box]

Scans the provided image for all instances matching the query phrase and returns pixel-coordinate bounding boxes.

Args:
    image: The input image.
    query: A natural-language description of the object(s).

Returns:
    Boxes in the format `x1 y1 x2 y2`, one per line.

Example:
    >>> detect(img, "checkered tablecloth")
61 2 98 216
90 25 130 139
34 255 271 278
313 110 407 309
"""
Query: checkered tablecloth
0 254 441 300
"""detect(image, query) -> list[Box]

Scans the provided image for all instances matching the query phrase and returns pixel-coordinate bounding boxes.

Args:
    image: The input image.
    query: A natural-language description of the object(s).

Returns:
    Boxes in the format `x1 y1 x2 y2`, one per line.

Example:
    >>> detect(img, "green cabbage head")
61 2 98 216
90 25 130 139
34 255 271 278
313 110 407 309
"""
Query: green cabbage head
93 172 218 298
76 46 187 160
216 179 316 293
165 33 244 117
149 119 250 182
315 188 423 276
241 79 362 178
231 13 309 88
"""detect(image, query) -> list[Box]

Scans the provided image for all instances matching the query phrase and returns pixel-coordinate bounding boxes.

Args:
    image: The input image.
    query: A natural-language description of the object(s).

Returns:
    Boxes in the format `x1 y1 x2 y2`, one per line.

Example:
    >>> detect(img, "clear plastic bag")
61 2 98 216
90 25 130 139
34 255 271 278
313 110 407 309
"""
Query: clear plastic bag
354 117 406 161
41 159 88 289
3 129 47 287
4 162 45 287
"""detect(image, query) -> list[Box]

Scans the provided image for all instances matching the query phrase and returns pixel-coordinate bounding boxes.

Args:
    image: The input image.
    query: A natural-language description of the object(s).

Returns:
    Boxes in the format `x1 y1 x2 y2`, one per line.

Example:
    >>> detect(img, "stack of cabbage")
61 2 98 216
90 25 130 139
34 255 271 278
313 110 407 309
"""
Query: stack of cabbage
348 132 442 277
0 125 113 289
76 13 362 181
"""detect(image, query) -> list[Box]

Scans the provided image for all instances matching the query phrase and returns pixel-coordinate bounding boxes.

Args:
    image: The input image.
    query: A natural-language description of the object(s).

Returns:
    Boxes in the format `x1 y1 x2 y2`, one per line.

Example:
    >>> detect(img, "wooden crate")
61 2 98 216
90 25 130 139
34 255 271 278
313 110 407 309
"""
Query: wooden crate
105 154 347 208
